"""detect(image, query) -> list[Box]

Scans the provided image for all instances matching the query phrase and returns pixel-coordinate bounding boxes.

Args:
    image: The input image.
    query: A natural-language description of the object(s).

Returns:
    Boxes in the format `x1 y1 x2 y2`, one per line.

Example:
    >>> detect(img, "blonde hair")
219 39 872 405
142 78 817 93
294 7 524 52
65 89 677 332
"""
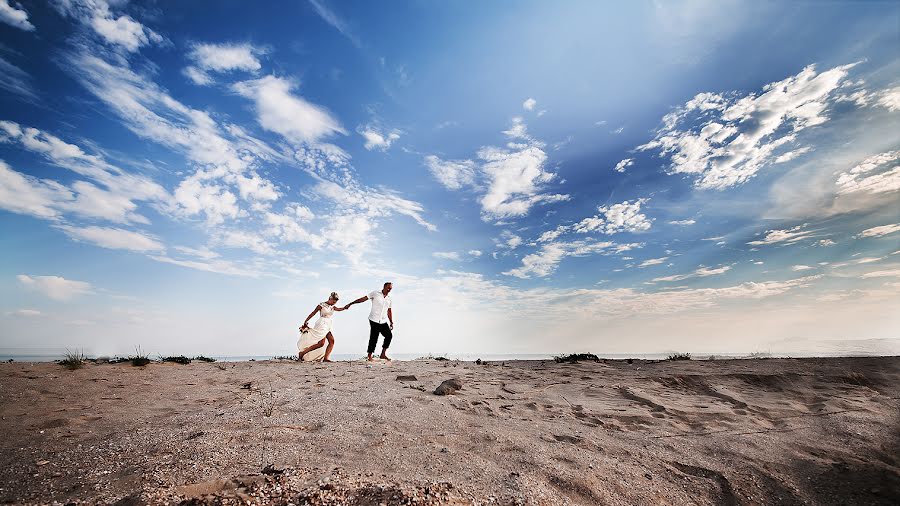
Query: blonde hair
329 291 339 301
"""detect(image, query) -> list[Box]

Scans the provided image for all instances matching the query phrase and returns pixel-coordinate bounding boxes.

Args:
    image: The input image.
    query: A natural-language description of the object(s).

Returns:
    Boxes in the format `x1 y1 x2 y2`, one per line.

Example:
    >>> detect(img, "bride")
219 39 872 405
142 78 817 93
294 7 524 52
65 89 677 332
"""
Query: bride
297 292 346 362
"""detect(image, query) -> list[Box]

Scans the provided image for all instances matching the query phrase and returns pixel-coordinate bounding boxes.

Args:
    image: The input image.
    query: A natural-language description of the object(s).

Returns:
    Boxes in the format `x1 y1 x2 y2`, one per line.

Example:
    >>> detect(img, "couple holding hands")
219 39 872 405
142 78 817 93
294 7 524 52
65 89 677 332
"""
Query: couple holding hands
298 282 394 362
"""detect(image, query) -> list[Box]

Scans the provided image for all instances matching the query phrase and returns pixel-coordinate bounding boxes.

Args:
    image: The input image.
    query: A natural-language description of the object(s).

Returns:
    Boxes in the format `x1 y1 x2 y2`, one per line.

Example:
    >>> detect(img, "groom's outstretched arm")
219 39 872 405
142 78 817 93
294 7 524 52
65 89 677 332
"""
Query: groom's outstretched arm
343 295 368 310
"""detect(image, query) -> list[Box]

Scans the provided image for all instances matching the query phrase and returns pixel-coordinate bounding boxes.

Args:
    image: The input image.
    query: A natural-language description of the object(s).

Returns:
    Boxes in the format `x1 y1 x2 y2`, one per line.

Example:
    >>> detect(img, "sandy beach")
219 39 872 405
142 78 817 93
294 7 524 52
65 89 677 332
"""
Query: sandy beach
0 357 898 505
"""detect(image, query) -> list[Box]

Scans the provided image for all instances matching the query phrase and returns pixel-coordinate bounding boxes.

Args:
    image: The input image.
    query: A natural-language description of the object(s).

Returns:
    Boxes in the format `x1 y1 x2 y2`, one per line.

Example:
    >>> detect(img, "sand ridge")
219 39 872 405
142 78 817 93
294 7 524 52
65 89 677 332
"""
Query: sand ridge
0 357 898 504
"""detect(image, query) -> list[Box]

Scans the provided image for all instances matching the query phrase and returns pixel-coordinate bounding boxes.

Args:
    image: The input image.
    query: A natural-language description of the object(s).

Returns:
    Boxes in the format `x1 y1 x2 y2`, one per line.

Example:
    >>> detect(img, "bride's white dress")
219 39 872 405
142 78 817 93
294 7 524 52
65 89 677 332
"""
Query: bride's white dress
297 302 334 362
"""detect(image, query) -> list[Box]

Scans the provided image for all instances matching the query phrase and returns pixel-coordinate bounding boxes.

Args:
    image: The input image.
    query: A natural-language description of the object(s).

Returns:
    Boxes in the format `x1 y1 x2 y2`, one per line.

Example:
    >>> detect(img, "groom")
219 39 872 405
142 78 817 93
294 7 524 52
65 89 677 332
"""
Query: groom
344 282 394 361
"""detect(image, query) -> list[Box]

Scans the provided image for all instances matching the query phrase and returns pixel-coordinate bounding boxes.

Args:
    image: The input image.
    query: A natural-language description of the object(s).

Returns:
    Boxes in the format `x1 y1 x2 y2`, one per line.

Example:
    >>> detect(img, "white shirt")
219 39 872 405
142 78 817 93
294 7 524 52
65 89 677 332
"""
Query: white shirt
367 290 392 324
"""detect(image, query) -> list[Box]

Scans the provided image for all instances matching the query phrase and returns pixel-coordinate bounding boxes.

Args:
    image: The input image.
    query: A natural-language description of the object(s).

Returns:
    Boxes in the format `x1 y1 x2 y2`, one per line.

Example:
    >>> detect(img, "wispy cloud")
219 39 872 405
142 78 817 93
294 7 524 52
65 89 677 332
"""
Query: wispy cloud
17 274 93 301
307 0 361 48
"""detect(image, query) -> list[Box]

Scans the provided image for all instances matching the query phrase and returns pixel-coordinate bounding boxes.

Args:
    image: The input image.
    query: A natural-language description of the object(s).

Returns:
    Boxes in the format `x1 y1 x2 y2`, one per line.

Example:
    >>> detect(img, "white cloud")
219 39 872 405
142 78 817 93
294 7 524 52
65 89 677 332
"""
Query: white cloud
428 116 567 221
468 250 482 257
502 116 528 139
0 56 36 100
639 257 669 267
57 225 165 252
215 229 276 255
748 225 815 246
857 223 900 238
652 265 731 282
835 150 900 196
173 245 220 260
17 274 93 301
0 159 73 219
233 75 346 146
182 66 213 86
56 0 163 52
574 199 653 235
0 0 34 30
613 158 634 173
522 98 537 111
861 269 900 279
190 42 262 72
307 0 362 48
13 309 41 317
477 144 568 220
183 42 265 86
668 219 696 226
433 251 461 261
637 63 859 189
504 240 640 279
0 121 169 225
791 265 814 271
358 124 401 151
149 254 260 278
817 239 836 247
423 155 476 190
495 230 523 250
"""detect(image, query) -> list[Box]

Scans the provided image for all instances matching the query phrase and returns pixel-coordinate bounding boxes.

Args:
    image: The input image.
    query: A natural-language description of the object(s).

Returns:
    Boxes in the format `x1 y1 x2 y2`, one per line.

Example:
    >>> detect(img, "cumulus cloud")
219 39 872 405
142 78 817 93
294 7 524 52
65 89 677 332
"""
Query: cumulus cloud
572 199 653 235
424 155 476 190
495 230 523 250
522 98 537 111
468 250 482 257
477 144 568 220
504 240 640 279
56 0 163 52
0 0 33 30
613 158 634 173
426 115 567 221
234 75 346 146
835 150 900 196
57 225 165 252
652 265 731 282
184 42 265 85
17 274 93 301
857 223 900 238
636 63 860 189
358 124 401 151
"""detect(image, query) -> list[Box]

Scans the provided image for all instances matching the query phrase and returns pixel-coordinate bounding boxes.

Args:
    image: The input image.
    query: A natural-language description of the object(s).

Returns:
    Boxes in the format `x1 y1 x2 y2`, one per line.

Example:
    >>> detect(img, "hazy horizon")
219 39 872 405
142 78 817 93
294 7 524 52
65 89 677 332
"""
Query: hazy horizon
1 1 899 359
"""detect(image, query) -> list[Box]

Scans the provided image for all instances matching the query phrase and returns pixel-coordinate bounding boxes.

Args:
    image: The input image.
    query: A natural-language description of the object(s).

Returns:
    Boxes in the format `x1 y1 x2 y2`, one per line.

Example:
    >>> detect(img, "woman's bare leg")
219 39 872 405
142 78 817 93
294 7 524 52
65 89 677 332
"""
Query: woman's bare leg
323 333 335 362
300 338 327 359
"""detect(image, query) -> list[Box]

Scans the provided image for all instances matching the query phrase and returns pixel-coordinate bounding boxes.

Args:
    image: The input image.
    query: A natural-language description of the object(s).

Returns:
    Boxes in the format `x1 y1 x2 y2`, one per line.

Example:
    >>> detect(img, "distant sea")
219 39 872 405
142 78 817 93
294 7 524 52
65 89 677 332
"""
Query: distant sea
0 351 896 363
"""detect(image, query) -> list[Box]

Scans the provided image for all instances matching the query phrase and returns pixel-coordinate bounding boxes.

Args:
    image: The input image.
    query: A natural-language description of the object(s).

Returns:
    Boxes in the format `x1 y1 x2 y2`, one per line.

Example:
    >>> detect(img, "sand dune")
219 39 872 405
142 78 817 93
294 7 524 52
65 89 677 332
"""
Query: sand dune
0 357 898 504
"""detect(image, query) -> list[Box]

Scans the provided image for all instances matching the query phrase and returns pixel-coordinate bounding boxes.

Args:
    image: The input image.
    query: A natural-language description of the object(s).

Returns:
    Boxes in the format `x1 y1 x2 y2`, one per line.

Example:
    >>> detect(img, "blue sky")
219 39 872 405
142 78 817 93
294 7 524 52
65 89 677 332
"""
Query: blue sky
1 0 899 358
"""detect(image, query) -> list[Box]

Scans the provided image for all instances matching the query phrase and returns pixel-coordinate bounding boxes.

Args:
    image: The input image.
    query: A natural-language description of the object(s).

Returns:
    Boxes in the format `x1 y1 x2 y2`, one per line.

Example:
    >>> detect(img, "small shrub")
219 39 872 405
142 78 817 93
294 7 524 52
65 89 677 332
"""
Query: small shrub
193 356 216 362
59 349 86 370
746 351 771 359
272 355 297 361
554 353 601 364
667 352 692 361
129 346 151 367
161 355 191 365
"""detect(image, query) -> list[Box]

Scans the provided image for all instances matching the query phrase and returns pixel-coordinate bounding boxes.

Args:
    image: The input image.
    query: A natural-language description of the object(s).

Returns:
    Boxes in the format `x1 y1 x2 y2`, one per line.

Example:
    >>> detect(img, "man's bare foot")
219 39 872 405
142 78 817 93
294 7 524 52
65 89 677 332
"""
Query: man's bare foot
367 355 375 362
323 358 333 362
380 353 391 362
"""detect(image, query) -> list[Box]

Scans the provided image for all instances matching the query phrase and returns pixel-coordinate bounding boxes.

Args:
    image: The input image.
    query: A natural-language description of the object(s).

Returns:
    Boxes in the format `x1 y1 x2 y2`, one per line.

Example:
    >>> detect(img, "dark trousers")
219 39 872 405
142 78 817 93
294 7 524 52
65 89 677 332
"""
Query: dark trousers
368 320 393 354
